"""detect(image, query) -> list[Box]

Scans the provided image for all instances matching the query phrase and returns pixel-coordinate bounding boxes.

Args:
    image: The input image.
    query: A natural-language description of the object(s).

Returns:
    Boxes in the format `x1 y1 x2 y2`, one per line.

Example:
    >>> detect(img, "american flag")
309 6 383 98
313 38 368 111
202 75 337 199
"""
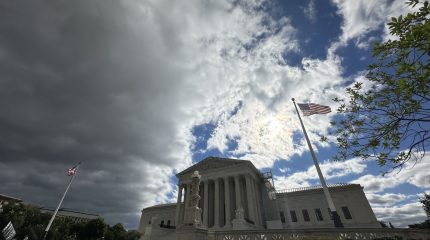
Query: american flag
2 221 16 240
297 103 331 116
67 162 81 176
67 166 78 176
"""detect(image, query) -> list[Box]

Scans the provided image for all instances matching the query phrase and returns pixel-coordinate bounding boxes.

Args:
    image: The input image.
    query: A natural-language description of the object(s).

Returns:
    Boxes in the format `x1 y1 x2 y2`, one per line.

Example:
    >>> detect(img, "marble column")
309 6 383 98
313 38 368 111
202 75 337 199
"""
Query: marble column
203 180 209 228
214 178 220 228
224 176 231 227
234 175 242 212
251 179 261 225
255 179 263 225
254 178 263 225
245 175 256 223
175 184 183 226
185 183 191 207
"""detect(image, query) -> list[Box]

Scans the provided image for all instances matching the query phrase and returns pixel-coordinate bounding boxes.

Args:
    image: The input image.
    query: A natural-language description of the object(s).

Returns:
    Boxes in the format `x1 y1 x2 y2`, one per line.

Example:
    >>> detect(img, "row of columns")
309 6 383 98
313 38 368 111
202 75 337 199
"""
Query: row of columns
175 174 262 229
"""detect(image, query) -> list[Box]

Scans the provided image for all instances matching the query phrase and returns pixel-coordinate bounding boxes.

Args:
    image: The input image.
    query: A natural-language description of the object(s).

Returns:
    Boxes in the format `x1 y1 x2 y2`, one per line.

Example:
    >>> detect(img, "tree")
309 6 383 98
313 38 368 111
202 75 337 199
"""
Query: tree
0 202 52 240
409 193 430 228
379 221 389 228
106 223 127 240
84 218 107 240
103 223 141 240
420 193 430 218
331 0 430 169
0 201 139 240
124 230 141 240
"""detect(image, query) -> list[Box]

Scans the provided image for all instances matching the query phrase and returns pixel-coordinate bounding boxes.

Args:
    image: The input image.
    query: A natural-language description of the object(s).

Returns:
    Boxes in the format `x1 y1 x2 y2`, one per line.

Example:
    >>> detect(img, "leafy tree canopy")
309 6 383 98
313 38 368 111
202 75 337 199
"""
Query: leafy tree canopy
330 0 430 170
408 193 430 228
421 193 430 218
0 202 50 240
0 201 141 240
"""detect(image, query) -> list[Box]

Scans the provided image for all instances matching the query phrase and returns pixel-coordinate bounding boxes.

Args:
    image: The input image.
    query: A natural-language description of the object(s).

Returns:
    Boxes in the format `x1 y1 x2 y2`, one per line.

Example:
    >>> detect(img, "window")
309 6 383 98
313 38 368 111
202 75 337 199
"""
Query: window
314 209 323 221
160 220 164 226
341 206 352 219
290 210 298 222
302 209 310 222
280 211 286 223
167 220 171 226
327 208 333 220
148 220 151 225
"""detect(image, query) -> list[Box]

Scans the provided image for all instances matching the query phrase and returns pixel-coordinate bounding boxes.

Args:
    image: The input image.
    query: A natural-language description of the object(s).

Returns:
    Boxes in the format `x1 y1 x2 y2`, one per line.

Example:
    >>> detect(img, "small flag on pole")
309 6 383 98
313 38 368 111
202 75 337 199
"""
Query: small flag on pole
2 221 16 240
67 162 81 176
67 166 77 176
297 103 331 116
44 162 81 240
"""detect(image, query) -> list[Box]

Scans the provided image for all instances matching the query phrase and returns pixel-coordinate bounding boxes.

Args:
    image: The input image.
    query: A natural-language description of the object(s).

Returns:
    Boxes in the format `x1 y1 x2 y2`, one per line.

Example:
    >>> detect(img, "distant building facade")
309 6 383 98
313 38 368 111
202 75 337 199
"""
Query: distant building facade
0 193 99 223
40 208 99 223
139 157 381 240
0 193 22 204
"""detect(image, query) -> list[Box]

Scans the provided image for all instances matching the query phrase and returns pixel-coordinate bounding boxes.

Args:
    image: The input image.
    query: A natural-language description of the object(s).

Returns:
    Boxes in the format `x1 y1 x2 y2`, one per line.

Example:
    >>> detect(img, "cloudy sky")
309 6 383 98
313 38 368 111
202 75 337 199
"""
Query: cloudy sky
0 0 428 229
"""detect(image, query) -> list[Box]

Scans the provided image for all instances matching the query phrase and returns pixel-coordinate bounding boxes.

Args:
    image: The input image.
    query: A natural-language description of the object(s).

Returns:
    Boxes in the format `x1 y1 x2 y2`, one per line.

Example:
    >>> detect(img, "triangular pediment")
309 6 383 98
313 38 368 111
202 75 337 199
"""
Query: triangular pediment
176 157 249 177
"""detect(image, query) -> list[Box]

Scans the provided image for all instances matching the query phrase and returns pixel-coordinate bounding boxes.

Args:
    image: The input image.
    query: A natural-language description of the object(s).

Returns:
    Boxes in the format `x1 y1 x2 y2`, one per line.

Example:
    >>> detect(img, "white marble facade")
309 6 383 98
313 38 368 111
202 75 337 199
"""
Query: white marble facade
175 157 263 230
139 157 381 239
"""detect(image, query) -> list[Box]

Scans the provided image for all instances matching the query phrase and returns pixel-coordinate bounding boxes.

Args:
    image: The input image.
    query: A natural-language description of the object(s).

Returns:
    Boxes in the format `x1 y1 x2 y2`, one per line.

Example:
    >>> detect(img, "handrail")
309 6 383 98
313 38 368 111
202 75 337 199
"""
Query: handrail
276 183 354 194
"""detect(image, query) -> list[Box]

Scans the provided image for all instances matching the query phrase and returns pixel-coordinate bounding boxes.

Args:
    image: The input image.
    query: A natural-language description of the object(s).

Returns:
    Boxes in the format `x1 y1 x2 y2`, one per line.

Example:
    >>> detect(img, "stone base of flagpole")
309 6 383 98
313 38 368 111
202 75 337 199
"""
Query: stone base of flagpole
332 211 344 228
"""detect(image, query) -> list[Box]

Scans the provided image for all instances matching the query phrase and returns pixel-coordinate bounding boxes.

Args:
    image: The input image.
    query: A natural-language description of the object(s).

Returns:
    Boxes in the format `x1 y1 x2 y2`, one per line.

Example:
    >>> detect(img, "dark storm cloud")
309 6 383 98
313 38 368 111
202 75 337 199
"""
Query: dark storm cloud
0 0 193 228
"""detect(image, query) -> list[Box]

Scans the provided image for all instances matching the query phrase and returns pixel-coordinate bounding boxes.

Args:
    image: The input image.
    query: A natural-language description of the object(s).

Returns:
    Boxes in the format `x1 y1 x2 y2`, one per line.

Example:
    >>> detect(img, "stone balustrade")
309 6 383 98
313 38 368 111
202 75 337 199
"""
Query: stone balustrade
208 228 430 240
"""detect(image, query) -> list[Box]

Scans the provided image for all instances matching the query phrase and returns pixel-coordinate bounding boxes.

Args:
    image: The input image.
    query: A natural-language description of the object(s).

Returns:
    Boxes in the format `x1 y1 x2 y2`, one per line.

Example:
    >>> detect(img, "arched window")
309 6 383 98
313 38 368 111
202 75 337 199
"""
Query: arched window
160 220 164 226
167 220 171 226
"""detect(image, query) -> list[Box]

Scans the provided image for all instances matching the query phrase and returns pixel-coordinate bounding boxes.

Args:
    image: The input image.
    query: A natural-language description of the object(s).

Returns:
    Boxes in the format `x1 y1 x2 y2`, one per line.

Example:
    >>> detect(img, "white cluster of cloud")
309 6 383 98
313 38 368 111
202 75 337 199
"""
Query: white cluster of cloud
352 159 430 193
366 193 408 207
279 167 291 173
204 52 348 168
303 0 317 23
274 157 367 189
373 201 427 227
332 0 414 48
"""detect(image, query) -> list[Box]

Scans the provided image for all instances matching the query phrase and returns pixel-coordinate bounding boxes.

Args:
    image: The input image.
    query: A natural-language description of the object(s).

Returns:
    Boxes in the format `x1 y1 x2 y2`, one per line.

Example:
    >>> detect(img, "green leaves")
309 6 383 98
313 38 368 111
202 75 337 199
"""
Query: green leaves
420 193 430 218
331 0 430 170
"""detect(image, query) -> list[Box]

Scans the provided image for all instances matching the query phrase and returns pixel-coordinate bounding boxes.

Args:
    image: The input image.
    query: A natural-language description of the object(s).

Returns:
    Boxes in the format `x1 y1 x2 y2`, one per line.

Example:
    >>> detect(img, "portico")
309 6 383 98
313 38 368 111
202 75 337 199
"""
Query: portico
175 157 262 229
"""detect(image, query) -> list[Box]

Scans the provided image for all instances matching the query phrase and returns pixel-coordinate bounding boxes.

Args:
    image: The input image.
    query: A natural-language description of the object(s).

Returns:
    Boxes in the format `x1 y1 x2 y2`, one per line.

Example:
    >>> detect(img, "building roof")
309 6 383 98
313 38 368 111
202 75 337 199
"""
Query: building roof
276 183 361 195
142 203 176 211
0 193 22 202
40 207 99 218
176 156 260 177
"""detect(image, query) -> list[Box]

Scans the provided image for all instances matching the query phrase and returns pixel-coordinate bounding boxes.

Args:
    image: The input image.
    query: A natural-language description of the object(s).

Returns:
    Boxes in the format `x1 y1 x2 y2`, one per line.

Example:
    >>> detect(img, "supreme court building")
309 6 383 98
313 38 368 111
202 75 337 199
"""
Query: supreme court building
138 157 382 240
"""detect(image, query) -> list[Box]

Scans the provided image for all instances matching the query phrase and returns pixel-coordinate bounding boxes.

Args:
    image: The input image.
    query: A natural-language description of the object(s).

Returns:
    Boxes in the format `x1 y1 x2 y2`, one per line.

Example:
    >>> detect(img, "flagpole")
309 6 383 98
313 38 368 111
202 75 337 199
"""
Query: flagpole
43 164 80 240
292 98 344 228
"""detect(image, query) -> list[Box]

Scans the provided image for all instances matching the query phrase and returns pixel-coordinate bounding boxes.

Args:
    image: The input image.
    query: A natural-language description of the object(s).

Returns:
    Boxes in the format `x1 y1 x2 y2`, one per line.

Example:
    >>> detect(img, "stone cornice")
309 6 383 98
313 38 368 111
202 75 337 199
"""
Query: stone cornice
142 203 177 212
176 156 262 184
